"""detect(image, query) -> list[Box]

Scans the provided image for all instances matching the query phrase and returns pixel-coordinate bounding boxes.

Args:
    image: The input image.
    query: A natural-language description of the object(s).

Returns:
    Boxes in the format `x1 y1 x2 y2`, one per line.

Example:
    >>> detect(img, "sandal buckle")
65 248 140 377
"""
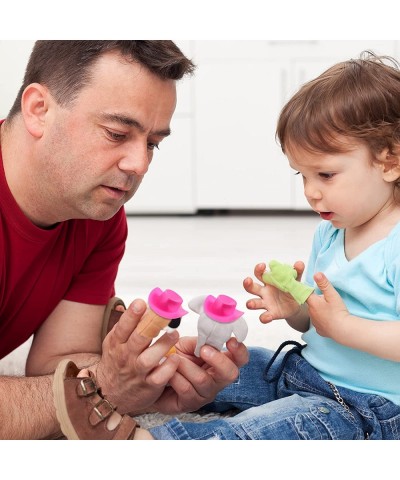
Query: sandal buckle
78 377 97 397
93 398 115 421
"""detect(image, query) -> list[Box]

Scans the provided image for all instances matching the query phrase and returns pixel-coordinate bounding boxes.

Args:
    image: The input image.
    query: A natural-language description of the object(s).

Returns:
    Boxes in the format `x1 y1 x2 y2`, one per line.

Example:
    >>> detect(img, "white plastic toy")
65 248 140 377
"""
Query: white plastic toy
189 294 248 357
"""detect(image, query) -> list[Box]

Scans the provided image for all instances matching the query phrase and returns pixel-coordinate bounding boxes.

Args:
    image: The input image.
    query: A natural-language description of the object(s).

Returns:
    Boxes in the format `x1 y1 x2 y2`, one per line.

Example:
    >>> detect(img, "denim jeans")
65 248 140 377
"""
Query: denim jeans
149 344 400 440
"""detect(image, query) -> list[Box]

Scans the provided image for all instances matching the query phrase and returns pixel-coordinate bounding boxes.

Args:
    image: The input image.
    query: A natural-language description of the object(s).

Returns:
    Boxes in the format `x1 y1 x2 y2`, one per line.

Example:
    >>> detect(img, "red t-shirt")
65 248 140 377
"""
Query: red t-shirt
0 146 128 359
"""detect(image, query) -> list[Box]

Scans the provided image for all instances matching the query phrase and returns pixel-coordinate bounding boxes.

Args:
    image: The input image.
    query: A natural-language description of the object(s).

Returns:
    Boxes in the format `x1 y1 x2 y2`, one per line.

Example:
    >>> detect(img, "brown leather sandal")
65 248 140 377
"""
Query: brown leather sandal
101 297 126 343
52 359 138 440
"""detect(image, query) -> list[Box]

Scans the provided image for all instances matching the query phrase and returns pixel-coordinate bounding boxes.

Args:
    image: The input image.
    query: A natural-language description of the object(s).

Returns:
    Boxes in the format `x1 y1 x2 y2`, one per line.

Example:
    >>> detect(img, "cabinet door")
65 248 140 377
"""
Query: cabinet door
194 58 291 209
0 40 35 117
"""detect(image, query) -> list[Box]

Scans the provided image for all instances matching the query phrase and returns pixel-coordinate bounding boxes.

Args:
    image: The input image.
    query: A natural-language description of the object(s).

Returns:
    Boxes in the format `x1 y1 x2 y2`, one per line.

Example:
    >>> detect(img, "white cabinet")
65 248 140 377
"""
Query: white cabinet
193 54 291 209
0 40 35 118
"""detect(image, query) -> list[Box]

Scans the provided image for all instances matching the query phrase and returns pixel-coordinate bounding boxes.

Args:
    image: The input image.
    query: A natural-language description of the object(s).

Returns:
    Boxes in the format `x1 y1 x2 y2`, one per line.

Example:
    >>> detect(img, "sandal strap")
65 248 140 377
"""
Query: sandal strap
76 377 97 397
112 415 139 440
89 397 116 426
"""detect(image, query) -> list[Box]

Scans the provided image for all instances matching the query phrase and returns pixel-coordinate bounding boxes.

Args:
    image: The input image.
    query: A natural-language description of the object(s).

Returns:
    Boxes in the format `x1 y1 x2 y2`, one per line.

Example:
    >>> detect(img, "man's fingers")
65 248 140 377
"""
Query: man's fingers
169 357 208 400
135 330 180 370
111 299 148 344
199 346 239 385
146 353 181 387
225 337 249 368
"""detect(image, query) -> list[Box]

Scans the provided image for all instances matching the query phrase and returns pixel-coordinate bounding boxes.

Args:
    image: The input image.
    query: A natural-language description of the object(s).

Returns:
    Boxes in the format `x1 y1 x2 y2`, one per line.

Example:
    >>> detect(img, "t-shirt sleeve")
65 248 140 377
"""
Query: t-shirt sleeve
384 228 400 317
64 208 128 305
305 220 335 287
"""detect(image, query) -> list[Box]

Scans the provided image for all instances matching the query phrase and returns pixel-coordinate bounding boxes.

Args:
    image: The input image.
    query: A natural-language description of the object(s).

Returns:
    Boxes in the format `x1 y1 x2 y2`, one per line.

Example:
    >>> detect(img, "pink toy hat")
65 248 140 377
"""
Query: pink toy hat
148 287 188 319
203 294 244 323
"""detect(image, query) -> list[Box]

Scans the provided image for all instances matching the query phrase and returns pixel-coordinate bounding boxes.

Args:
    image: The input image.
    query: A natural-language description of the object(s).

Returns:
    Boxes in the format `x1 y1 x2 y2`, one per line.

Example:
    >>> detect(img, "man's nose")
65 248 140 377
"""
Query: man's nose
118 146 150 176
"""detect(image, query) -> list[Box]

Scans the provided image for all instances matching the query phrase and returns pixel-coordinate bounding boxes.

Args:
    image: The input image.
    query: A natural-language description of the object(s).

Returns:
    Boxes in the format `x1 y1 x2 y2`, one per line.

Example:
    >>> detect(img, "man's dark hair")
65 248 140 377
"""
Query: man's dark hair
7 40 196 119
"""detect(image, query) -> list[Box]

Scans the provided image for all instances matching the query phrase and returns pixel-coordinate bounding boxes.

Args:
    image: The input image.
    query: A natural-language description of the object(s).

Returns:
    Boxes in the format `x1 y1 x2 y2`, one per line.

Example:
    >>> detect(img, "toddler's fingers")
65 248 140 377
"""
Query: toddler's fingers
313 272 338 303
243 277 262 295
254 262 267 282
293 260 305 281
246 297 267 310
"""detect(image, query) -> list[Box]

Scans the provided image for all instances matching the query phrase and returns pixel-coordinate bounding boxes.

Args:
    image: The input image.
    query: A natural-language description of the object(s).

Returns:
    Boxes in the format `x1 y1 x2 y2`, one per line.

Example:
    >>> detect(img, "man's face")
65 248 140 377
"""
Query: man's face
39 51 177 223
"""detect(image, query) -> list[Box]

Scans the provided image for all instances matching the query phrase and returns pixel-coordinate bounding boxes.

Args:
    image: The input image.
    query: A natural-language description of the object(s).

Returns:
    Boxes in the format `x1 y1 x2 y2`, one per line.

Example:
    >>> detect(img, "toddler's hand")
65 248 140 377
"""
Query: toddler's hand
243 261 305 323
306 272 350 339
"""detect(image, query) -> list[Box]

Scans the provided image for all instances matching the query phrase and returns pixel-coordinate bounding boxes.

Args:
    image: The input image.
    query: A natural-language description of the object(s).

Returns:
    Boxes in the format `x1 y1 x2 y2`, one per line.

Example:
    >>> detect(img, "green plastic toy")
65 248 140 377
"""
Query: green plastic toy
262 260 314 305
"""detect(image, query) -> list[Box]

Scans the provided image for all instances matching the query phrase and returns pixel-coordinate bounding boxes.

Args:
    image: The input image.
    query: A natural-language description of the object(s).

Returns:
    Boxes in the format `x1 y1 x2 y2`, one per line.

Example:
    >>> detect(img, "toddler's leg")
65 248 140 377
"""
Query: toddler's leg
149 393 364 440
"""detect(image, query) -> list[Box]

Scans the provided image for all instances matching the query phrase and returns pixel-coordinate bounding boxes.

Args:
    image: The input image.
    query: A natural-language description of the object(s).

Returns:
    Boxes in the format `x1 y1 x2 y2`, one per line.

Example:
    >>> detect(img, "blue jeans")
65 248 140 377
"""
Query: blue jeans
149 343 400 440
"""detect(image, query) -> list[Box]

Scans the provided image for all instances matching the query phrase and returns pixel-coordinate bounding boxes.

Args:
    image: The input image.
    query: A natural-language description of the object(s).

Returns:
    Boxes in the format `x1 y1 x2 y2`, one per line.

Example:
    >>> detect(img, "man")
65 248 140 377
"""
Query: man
0 41 248 439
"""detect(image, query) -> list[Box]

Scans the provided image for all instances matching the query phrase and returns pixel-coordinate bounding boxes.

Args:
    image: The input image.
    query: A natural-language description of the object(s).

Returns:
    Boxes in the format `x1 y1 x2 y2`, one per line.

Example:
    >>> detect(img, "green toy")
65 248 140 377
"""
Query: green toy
262 260 314 305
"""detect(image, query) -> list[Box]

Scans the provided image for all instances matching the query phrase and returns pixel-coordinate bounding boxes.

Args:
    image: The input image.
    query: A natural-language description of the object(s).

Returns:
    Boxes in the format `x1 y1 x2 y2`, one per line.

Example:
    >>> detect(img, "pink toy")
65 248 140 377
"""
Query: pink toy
137 287 188 338
148 287 188 319
203 294 244 322
189 294 248 357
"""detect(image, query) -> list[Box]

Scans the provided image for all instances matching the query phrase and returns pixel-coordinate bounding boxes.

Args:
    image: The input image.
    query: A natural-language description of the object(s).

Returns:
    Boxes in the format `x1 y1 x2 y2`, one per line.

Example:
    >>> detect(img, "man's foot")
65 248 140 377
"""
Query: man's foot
52 359 153 440
101 297 126 343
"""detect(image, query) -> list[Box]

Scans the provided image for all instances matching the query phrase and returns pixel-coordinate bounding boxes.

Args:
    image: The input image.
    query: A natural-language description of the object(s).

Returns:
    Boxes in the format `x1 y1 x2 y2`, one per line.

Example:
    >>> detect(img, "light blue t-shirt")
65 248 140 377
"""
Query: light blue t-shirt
302 220 400 405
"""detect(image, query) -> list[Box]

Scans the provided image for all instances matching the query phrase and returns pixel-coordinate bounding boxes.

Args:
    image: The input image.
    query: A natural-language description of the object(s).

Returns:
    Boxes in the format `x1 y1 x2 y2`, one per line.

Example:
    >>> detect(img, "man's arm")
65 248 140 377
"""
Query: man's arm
0 375 60 439
26 298 183 415
26 300 104 375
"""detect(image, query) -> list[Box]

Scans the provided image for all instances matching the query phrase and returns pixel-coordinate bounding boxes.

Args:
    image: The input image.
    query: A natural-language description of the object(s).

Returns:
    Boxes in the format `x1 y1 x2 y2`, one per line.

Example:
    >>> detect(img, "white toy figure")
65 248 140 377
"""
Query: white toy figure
189 294 248 357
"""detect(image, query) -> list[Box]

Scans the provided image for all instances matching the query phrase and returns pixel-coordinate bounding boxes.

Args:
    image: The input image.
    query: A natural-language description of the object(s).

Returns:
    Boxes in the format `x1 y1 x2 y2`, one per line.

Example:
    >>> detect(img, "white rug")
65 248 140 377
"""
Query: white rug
134 410 229 429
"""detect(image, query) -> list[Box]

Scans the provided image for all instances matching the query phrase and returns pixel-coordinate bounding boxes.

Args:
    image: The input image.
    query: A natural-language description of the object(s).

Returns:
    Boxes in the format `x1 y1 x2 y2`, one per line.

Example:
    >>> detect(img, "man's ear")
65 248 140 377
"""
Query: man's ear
20 83 51 138
376 147 400 182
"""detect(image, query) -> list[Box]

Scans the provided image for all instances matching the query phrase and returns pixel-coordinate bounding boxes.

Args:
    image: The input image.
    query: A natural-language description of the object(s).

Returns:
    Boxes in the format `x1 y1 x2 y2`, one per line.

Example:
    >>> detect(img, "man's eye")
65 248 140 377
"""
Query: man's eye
106 129 126 142
147 143 160 151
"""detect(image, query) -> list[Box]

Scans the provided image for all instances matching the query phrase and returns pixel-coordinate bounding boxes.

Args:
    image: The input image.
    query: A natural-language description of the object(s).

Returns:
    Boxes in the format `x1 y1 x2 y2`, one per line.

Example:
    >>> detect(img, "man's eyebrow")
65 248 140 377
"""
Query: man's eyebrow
100 113 171 137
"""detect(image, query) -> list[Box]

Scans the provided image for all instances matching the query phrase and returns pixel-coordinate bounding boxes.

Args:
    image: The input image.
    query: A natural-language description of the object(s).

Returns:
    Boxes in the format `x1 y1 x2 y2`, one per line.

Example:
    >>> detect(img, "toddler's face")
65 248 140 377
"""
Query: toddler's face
286 140 396 229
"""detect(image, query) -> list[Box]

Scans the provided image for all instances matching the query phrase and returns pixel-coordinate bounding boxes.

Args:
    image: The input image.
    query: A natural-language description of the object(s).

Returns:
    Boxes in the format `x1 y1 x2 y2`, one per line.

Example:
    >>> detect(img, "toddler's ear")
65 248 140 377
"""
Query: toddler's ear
376 148 400 182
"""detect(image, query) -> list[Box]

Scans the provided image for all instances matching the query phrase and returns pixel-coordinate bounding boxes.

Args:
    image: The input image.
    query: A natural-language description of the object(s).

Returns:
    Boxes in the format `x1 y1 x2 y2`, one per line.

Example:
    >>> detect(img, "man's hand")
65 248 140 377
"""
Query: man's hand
94 299 181 414
150 336 249 414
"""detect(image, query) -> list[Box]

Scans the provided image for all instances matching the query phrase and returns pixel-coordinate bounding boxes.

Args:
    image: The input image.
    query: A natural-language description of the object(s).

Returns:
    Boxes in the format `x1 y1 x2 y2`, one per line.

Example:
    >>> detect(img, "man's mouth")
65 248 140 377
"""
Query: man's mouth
102 185 128 200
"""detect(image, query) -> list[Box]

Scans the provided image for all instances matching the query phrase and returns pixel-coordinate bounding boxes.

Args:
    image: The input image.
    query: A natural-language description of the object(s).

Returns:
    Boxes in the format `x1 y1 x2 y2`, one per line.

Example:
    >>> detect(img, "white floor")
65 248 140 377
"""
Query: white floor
0 212 320 375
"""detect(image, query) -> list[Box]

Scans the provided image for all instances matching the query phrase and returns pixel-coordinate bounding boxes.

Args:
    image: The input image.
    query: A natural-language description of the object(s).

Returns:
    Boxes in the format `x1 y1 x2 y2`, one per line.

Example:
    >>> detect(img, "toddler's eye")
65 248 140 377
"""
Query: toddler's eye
319 172 335 179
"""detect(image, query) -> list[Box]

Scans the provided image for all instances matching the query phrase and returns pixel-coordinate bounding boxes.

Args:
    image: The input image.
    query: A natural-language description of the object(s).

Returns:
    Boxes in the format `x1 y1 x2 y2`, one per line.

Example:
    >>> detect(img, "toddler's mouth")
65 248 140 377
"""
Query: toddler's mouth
319 211 333 220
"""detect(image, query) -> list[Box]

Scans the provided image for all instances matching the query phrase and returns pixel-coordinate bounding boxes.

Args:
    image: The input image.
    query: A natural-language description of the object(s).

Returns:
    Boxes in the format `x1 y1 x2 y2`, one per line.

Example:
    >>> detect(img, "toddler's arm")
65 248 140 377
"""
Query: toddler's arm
308 272 400 362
